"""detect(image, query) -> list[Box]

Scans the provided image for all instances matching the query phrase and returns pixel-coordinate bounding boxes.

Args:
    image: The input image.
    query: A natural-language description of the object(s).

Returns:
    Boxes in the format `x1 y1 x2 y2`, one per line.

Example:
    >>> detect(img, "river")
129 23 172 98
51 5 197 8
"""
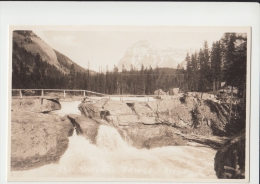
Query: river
11 100 217 180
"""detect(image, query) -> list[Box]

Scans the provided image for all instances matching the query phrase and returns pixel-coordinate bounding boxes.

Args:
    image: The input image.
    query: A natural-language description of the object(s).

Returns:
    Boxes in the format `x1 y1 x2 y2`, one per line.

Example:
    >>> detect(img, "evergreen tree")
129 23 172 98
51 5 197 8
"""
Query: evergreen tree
69 64 75 89
211 41 222 91
185 53 192 91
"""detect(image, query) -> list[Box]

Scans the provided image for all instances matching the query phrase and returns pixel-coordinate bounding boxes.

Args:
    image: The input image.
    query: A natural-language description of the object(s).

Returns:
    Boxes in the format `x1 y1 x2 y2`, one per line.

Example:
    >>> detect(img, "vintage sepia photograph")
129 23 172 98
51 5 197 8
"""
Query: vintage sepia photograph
8 26 250 182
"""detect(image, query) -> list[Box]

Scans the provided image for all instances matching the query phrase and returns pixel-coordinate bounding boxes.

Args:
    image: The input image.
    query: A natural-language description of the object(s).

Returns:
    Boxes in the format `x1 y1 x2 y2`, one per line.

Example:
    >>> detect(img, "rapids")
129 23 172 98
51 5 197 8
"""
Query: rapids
11 124 217 179
11 99 217 180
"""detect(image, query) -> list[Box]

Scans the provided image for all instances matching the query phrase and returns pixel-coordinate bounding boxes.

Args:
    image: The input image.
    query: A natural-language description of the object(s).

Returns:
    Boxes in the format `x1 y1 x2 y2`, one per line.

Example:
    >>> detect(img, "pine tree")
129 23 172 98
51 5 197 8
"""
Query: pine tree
69 64 75 89
185 53 192 91
113 65 119 94
140 64 146 95
211 41 222 91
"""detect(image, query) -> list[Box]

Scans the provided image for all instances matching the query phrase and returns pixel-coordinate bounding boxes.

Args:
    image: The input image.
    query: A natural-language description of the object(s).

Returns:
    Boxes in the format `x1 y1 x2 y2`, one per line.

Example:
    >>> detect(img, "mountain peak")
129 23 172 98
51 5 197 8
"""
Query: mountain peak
118 40 188 70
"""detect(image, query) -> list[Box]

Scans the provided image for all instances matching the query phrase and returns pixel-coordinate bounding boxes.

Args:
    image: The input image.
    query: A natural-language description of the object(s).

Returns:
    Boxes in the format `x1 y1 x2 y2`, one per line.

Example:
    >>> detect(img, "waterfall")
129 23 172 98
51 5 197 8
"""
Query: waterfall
72 128 77 137
11 124 217 179
95 125 129 151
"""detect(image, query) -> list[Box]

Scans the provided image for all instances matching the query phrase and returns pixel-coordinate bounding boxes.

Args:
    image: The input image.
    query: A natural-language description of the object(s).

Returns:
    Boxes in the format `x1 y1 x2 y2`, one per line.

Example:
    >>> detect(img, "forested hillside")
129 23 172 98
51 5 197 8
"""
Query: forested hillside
12 31 247 97
12 40 186 94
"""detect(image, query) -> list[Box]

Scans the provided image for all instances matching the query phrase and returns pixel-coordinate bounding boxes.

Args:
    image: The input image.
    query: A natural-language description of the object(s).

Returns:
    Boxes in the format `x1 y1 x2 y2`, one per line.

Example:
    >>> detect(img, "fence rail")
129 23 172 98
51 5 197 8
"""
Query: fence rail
12 89 173 98
11 89 243 101
12 89 106 98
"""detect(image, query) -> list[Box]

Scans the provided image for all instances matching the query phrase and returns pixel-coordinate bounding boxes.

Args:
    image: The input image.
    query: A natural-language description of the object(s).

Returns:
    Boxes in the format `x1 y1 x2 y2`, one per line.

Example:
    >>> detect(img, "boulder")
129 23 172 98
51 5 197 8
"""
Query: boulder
78 100 132 119
67 115 100 144
78 103 101 118
122 124 187 149
11 110 73 170
12 98 61 113
214 129 245 179
31 98 61 113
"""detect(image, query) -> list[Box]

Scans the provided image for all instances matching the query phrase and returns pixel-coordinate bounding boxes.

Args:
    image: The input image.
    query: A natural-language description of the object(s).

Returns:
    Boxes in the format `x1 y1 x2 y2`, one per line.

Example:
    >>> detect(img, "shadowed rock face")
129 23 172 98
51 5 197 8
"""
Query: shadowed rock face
66 114 100 144
214 129 245 179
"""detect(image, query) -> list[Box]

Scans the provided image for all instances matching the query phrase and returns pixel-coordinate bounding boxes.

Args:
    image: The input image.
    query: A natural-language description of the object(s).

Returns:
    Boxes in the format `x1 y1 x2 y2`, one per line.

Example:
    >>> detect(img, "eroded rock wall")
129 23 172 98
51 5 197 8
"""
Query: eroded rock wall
78 93 231 137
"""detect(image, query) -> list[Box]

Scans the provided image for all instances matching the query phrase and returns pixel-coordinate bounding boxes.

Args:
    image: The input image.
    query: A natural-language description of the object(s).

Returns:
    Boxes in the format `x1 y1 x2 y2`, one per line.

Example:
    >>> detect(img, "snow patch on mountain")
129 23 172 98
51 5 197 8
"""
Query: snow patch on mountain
118 40 190 70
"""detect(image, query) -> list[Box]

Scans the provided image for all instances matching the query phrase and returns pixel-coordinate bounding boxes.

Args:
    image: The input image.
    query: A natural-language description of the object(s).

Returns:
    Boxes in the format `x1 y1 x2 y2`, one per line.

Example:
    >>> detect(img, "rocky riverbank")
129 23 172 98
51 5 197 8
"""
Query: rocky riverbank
11 98 73 170
79 93 232 149
10 94 246 179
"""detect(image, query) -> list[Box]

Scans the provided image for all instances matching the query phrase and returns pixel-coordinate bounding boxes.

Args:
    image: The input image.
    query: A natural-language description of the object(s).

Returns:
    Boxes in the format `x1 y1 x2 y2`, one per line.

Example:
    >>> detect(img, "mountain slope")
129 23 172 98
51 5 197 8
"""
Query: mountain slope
13 30 86 74
54 50 86 73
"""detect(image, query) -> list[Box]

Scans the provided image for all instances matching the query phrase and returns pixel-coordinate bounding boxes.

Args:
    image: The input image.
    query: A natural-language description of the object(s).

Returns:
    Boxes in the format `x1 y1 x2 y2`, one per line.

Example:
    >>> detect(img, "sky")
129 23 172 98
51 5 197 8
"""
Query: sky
32 27 234 72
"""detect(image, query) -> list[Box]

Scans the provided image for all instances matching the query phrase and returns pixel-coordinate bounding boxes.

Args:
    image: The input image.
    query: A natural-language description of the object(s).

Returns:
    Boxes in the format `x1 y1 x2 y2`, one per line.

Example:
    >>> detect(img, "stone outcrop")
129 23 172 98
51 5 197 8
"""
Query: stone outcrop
122 124 187 149
12 98 61 113
103 100 133 115
133 102 155 117
214 129 245 179
31 98 61 113
78 99 184 127
78 94 232 137
78 102 101 118
67 114 100 144
11 110 73 170
146 99 181 113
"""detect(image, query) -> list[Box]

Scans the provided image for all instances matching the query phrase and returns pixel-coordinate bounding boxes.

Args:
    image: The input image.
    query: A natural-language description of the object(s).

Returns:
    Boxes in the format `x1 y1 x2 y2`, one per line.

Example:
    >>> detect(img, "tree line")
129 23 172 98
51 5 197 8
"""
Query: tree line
185 33 247 98
12 41 187 95
12 32 246 97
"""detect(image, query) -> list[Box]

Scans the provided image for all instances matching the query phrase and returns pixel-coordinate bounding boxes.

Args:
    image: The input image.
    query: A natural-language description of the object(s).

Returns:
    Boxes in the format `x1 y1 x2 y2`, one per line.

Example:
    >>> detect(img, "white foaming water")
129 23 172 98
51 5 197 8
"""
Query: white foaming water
11 125 217 179
52 101 82 116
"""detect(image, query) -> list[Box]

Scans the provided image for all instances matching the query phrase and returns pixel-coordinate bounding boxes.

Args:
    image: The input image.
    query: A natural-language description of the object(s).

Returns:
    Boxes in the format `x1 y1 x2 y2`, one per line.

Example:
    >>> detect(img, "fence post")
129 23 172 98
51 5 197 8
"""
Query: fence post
41 90 44 97
19 90 22 99
63 90 66 99
84 91 86 97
